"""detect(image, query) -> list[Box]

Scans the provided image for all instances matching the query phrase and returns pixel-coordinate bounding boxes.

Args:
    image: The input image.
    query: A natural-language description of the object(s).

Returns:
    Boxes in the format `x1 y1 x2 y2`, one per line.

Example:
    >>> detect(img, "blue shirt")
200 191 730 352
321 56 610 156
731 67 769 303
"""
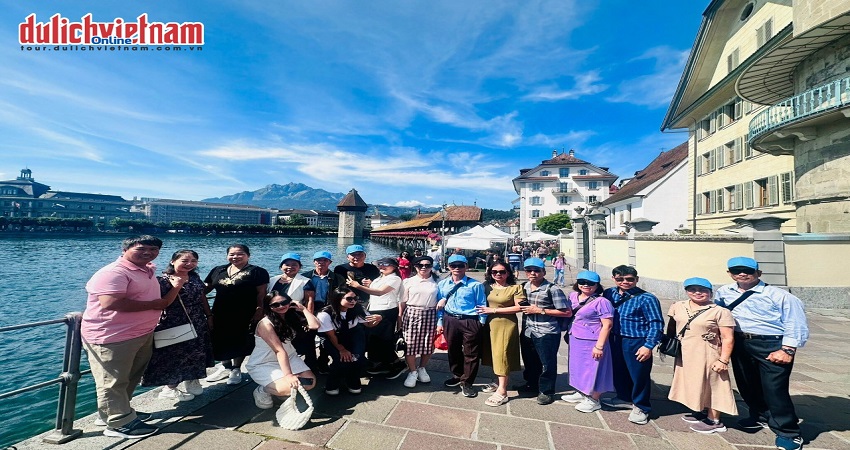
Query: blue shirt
603 287 664 349
714 281 808 348
436 276 487 325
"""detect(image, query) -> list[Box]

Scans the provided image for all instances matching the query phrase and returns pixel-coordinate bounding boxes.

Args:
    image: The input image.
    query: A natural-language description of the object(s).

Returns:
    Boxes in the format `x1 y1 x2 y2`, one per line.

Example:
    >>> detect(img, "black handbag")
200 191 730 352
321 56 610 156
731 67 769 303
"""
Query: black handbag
658 306 711 358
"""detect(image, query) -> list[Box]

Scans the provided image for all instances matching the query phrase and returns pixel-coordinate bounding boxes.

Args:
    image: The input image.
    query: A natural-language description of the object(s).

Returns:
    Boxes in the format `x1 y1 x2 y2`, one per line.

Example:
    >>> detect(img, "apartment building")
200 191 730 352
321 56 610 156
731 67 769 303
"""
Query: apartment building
662 0 797 233
512 150 617 236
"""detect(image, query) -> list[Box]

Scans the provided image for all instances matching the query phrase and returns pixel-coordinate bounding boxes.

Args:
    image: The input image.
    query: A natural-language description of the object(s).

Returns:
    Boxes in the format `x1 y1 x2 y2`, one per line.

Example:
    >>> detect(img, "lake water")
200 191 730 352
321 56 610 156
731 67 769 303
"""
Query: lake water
0 234 397 448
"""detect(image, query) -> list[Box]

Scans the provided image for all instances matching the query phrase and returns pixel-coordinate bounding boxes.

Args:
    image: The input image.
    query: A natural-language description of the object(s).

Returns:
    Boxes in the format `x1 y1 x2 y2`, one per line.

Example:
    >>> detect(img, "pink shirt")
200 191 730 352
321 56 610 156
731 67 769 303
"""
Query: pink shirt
82 257 163 344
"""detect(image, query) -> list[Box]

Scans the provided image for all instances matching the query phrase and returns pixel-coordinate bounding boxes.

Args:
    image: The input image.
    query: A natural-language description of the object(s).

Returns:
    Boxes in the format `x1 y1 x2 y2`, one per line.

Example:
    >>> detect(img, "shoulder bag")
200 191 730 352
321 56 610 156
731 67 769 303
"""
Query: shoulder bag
275 384 314 430
658 305 711 358
153 294 198 348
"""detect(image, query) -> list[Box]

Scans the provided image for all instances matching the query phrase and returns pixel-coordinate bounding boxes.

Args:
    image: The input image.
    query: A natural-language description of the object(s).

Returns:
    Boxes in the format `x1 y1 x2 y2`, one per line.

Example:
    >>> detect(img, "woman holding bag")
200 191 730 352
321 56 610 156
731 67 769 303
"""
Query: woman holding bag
667 277 737 434
142 250 214 401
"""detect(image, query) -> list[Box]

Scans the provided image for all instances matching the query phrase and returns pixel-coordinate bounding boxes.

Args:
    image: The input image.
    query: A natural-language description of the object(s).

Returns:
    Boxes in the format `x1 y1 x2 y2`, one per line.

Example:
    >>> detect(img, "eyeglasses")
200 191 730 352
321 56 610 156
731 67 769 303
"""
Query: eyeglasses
524 268 543 273
449 263 466 269
415 264 432 269
729 267 756 275
490 270 507 275
614 277 637 282
269 299 292 308
576 280 597 286
342 295 359 301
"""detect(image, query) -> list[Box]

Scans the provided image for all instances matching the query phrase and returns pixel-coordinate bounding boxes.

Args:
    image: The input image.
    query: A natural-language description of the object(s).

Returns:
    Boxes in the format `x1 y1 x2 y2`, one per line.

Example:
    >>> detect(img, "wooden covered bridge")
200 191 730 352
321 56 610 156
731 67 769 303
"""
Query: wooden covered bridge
369 206 482 251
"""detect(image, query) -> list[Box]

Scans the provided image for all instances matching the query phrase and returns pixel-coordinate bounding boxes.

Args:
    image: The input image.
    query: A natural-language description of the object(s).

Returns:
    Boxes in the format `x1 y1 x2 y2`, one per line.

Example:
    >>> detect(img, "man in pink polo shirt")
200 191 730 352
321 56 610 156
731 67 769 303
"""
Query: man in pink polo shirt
83 235 185 439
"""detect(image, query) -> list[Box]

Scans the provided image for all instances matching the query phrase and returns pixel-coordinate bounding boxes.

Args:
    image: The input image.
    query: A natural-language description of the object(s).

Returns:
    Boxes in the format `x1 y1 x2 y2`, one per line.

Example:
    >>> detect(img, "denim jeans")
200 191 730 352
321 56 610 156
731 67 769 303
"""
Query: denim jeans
519 332 561 395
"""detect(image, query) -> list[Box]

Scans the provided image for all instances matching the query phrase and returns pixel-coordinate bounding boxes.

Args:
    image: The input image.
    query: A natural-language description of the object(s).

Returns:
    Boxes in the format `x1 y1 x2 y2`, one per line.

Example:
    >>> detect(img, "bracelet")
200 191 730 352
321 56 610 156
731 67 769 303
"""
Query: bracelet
594 346 603 351
717 359 729 365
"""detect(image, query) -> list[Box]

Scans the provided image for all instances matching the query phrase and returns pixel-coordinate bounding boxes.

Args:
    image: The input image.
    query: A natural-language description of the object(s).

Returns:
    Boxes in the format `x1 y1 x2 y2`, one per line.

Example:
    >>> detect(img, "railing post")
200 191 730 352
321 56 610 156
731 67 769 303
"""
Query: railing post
42 312 83 444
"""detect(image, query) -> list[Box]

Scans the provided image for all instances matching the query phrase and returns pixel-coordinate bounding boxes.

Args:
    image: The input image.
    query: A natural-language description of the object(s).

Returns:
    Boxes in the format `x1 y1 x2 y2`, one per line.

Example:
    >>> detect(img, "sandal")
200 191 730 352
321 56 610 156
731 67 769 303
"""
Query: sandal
481 381 499 393
485 393 509 407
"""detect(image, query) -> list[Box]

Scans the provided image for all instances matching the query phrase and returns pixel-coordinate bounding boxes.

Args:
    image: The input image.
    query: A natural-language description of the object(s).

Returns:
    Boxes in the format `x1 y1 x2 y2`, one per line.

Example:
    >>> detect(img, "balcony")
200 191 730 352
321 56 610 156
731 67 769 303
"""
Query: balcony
748 76 850 154
550 188 579 195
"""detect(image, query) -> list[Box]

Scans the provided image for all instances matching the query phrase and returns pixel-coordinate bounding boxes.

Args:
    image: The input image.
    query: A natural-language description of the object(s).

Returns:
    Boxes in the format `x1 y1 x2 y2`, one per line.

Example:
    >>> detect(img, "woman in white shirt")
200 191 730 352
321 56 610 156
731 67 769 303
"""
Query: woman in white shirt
316 287 381 395
398 256 440 388
346 257 403 378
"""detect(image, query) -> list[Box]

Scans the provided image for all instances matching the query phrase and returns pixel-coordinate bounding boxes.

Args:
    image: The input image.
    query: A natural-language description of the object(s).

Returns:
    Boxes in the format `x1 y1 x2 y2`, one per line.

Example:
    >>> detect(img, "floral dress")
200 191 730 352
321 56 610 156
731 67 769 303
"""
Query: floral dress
142 273 213 386
205 264 270 360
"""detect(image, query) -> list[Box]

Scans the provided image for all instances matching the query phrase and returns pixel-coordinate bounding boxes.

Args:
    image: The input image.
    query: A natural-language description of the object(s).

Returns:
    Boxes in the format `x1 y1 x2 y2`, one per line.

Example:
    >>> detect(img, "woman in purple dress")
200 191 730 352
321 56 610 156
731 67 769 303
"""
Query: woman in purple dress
560 270 614 413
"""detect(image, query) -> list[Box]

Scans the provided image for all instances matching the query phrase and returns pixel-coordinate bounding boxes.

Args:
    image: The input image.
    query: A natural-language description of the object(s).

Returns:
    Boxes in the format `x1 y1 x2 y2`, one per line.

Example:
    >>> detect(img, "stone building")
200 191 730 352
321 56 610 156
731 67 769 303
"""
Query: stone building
662 0 798 233
337 189 368 238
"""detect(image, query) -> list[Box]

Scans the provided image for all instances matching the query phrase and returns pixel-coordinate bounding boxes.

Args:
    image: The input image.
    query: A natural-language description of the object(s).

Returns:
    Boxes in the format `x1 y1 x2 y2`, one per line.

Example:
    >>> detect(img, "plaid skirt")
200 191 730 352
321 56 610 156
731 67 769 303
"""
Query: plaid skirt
402 305 437 355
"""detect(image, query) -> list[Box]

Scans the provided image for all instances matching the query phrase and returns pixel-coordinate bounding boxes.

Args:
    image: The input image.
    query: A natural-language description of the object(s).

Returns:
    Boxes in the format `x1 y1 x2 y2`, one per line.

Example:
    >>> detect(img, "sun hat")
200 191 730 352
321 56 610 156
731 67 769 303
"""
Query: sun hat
727 256 758 270
683 277 713 290
523 258 545 269
576 270 601 283
447 254 468 265
346 244 365 254
280 252 301 264
313 251 333 261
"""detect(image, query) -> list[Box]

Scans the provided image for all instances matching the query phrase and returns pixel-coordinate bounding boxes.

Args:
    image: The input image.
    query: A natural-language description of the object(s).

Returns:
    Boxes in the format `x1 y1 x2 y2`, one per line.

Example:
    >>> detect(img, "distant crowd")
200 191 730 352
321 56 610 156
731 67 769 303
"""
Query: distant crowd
81 235 809 450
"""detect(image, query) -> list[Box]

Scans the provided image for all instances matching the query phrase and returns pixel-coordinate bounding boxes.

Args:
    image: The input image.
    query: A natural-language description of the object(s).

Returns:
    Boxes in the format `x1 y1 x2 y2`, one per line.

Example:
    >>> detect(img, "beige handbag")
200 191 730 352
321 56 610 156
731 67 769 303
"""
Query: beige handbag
275 385 313 430
153 295 198 348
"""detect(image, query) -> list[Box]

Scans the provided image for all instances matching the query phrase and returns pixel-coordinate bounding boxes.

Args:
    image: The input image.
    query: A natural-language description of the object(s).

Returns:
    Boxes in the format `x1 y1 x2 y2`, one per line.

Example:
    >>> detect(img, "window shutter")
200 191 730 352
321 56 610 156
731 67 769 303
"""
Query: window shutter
734 98 742 119
716 189 724 212
735 184 743 210
781 172 794 204
768 175 779 206
744 182 753 209
717 146 725 168
709 149 716 171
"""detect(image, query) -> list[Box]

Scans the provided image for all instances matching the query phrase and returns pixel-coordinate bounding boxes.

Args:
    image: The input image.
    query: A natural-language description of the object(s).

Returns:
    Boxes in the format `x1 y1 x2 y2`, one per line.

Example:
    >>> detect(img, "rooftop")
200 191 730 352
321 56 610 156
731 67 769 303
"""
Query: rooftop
603 142 688 206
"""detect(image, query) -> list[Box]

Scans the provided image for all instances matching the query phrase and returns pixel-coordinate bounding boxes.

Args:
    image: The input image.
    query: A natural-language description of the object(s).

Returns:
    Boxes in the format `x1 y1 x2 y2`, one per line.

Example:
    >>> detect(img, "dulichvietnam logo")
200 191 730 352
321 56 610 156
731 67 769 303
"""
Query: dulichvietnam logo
19 13 204 51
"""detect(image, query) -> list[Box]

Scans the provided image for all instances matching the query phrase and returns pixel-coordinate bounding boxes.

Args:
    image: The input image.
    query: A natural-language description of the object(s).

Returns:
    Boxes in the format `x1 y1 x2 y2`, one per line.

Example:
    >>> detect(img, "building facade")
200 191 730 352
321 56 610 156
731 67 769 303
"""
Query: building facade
275 209 339 228
512 150 617 237
662 0 798 233
0 169 137 224
135 199 272 225
337 189 368 238
601 143 689 235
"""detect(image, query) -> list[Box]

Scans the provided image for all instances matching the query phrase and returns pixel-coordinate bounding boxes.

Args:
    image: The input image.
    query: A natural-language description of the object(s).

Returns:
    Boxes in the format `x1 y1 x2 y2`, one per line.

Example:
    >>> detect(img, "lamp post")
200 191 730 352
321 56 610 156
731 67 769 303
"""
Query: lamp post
439 204 448 273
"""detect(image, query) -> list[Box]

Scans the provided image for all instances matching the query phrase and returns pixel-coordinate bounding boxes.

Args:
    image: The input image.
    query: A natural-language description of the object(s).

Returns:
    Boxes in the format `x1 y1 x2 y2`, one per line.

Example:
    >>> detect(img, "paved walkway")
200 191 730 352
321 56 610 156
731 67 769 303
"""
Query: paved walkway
15 267 850 450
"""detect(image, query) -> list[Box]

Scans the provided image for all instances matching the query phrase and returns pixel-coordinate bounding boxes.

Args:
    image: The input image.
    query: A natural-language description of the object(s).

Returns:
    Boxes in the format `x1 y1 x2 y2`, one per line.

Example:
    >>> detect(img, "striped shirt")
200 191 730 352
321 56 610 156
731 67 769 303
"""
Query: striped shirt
602 287 664 349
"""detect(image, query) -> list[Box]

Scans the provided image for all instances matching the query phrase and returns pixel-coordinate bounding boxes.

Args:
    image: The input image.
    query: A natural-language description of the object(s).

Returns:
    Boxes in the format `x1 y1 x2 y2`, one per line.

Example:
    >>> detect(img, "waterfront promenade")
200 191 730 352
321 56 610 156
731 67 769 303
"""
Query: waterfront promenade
14 267 850 450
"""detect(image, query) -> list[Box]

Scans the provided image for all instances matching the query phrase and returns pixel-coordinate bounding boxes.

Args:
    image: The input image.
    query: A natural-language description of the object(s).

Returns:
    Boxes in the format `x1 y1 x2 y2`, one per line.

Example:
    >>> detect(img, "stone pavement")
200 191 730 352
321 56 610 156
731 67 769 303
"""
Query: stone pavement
15 266 850 450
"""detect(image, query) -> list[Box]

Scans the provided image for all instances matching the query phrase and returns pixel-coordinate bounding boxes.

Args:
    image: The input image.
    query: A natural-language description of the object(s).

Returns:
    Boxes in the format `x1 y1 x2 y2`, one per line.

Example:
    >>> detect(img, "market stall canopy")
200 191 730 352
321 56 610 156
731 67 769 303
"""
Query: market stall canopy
521 231 558 242
445 225 511 250
483 225 514 238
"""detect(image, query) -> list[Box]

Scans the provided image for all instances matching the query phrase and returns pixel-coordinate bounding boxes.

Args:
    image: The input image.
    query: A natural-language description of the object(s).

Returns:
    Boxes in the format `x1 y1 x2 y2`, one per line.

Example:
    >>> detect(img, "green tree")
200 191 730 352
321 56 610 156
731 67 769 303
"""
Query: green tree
535 213 572 235
287 214 308 226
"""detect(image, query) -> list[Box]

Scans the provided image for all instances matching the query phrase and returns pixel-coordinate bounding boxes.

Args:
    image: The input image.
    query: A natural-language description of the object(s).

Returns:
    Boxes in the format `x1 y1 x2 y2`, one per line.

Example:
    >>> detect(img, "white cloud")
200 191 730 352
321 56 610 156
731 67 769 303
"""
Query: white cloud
523 71 609 102
606 46 690 108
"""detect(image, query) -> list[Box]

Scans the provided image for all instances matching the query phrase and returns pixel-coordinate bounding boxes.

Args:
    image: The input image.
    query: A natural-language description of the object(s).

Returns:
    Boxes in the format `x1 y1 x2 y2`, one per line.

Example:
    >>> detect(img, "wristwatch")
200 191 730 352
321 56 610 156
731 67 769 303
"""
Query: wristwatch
541 309 547 315
781 347 796 356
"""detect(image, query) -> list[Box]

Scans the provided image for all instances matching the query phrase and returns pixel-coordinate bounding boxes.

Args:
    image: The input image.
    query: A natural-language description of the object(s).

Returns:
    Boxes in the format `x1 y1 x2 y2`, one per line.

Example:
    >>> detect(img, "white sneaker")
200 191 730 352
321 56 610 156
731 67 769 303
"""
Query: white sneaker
158 386 195 402
226 369 243 385
403 371 418 388
205 365 229 382
253 386 273 409
416 367 431 383
180 379 204 396
575 397 601 413
560 392 585 403
629 407 650 425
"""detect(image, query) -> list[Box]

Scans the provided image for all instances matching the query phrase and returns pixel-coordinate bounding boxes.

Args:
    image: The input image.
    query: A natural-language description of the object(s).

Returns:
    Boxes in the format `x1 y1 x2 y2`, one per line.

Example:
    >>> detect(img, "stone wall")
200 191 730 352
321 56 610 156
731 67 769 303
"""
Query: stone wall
793 0 850 37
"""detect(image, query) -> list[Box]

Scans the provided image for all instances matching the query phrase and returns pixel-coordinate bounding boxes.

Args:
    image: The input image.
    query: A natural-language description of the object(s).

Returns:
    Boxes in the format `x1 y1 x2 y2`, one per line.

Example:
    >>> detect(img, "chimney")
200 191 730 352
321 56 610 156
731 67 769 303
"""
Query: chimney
552 149 557 158
569 149 575 157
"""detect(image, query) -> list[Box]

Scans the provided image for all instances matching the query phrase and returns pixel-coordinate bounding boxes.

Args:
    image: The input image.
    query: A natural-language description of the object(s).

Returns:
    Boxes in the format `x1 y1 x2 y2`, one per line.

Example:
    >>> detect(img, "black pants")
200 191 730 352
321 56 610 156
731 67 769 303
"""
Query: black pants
731 336 800 438
292 329 318 369
443 315 483 385
365 307 399 365
323 326 367 390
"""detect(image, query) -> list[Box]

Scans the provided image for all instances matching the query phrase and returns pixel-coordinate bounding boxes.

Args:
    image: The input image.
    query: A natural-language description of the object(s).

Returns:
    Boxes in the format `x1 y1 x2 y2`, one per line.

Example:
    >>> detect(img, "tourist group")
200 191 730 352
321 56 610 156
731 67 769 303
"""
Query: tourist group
80 235 809 450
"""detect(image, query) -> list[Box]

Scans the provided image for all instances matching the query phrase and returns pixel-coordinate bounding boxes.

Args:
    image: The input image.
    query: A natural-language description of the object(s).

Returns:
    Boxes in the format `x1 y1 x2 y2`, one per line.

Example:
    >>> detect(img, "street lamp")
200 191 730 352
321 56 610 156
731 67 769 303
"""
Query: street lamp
439 204 448 273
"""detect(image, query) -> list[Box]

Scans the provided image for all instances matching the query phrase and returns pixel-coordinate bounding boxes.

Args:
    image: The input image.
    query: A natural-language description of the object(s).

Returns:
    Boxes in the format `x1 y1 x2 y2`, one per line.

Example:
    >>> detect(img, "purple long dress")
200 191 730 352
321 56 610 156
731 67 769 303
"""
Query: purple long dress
567 291 615 395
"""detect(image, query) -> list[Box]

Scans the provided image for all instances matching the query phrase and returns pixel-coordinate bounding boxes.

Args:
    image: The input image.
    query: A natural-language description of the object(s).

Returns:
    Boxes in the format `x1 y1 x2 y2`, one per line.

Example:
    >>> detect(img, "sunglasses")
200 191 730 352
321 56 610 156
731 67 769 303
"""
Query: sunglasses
577 280 597 286
269 299 292 308
729 267 756 275
342 295 359 301
614 277 637 282
524 268 543 273
686 287 711 293
449 263 466 269
415 264 433 269
378 263 395 268
490 270 507 275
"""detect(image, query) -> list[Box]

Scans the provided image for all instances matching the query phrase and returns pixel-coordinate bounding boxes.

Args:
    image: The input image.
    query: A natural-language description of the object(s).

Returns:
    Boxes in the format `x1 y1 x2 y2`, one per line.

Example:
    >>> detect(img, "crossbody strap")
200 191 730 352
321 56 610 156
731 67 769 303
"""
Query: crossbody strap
723 288 760 311
676 306 711 337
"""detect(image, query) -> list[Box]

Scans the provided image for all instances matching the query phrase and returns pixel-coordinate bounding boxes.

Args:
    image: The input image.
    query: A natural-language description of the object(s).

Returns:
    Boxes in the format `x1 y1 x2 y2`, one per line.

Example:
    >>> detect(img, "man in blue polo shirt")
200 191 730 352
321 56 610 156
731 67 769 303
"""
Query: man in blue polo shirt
601 264 664 425
715 257 808 450
435 254 487 398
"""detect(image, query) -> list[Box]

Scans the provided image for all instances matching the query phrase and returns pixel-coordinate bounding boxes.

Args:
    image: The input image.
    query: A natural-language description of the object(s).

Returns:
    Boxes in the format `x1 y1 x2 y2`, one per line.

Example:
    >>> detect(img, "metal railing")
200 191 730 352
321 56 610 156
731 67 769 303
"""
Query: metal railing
749 76 850 143
0 313 87 444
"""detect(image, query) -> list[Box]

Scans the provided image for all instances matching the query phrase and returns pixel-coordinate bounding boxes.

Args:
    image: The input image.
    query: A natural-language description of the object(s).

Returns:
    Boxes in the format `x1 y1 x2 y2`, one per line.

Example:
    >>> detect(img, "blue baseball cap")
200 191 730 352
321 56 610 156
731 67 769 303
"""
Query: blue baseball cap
683 277 713 290
727 256 758 270
313 251 333 261
576 270 601 283
280 252 301 264
346 244 365 254
447 254 468 265
523 258 546 269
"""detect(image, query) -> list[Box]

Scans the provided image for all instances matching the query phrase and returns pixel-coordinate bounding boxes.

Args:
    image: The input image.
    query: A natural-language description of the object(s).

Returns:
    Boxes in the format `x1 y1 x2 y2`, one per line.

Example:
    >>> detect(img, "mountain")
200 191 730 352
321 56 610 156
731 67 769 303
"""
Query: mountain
203 183 345 210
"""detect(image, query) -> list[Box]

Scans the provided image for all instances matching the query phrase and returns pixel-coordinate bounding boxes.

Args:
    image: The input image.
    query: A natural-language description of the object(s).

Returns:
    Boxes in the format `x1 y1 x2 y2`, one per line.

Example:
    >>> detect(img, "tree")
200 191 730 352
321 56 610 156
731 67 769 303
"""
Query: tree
287 214 308 226
535 213 571 235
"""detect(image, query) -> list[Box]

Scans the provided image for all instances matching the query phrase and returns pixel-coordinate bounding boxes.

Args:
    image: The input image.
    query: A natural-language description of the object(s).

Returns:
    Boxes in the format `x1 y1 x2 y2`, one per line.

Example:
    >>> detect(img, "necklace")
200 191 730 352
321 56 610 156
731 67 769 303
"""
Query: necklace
686 301 712 319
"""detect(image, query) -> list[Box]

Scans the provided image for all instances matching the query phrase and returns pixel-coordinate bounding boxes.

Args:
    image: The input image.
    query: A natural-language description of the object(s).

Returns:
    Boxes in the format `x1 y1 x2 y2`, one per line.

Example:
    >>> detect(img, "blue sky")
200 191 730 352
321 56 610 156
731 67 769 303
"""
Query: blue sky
1 1 704 210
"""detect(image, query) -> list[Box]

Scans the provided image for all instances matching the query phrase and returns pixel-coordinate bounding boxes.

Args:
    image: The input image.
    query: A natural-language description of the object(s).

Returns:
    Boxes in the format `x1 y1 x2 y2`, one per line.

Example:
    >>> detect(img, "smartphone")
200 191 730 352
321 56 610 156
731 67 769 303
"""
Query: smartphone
297 377 315 386
518 300 530 307
347 271 356 280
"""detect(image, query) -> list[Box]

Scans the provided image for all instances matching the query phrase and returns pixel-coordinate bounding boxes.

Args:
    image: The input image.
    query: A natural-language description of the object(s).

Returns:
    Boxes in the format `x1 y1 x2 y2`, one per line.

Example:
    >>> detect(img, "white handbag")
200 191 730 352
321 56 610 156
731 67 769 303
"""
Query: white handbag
153 295 198 348
275 385 313 430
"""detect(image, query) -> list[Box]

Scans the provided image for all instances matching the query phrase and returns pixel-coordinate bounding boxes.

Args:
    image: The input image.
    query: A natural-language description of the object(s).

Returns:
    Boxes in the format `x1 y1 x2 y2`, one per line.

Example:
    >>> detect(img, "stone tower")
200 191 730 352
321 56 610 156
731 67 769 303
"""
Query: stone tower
337 189 368 238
